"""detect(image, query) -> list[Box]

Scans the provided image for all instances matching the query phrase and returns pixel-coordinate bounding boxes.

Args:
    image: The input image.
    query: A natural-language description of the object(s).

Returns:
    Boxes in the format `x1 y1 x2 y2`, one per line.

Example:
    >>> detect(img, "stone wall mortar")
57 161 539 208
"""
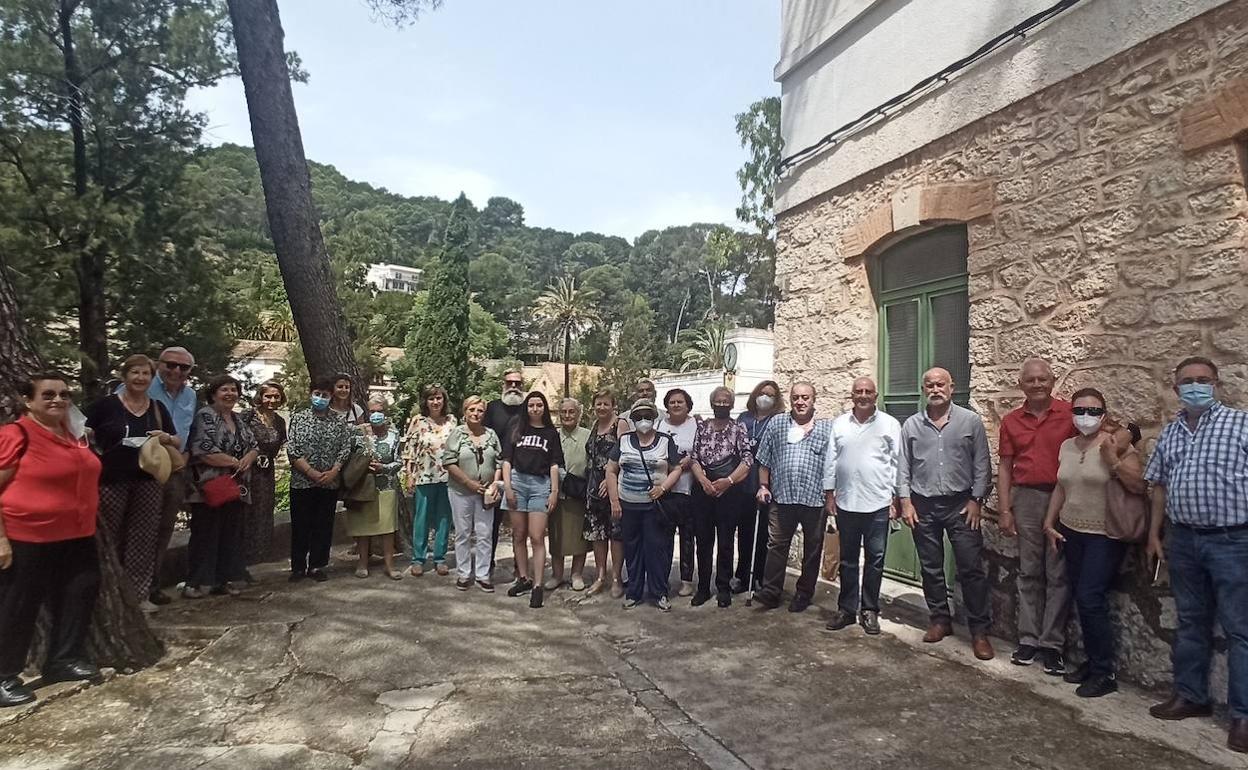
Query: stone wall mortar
774 3 1248 697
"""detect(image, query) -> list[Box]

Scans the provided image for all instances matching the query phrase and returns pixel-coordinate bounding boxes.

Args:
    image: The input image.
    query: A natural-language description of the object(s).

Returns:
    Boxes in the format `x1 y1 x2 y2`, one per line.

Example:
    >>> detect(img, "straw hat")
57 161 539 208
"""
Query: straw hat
138 436 172 484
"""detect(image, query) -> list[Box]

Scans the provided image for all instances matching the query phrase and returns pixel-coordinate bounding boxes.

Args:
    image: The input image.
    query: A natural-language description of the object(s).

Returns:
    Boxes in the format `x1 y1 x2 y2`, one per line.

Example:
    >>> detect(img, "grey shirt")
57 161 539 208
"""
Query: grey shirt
897 403 992 499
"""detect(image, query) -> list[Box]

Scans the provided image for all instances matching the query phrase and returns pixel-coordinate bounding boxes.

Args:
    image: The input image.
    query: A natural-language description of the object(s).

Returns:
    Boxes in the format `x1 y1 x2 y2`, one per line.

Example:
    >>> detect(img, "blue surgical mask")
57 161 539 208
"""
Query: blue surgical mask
1178 382 1216 412
369 412 387 425
311 395 330 411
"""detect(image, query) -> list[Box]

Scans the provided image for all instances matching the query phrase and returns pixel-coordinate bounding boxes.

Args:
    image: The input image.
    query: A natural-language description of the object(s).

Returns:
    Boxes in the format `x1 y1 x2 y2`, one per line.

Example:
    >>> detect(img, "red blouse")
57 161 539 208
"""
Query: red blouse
0 416 101 543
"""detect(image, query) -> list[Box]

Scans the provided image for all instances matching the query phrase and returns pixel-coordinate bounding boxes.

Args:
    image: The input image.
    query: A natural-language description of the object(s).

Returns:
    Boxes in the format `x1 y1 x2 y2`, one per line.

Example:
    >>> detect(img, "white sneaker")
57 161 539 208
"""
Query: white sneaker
139 599 159 614
677 581 695 597
571 575 586 591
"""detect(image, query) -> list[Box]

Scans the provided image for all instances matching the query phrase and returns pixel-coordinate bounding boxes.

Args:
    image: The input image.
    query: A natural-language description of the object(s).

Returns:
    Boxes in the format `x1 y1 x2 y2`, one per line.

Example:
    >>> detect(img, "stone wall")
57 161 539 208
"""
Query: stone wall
774 3 1248 694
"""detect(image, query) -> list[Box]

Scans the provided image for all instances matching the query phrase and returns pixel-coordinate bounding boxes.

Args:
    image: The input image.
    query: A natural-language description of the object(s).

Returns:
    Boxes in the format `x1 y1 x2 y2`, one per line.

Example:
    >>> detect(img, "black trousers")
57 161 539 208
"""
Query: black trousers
693 484 745 596
912 492 992 634
188 501 246 588
758 503 826 603
666 492 694 583
0 536 99 679
290 487 338 574
736 500 769 590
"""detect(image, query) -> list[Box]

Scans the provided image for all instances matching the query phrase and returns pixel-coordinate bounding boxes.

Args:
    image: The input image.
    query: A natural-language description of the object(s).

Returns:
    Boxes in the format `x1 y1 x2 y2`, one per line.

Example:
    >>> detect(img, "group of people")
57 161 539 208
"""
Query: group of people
0 353 1243 754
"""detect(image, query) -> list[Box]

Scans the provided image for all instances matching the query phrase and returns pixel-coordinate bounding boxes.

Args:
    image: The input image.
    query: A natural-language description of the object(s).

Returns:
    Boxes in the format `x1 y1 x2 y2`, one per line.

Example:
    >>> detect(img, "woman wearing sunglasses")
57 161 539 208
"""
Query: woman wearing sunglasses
1041 388 1143 698
0 373 103 707
443 396 502 592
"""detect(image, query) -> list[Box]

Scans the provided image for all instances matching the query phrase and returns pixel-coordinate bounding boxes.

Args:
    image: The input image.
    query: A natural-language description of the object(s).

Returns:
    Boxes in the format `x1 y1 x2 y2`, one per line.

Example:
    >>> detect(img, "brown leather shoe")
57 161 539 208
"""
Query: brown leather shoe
972 635 995 660
922 621 953 643
1149 694 1213 721
1230 718 1248 753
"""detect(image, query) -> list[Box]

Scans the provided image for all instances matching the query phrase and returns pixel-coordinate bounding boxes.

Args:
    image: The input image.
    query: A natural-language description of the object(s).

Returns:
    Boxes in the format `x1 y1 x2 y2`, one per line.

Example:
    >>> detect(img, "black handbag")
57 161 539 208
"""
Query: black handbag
703 456 739 481
563 472 589 501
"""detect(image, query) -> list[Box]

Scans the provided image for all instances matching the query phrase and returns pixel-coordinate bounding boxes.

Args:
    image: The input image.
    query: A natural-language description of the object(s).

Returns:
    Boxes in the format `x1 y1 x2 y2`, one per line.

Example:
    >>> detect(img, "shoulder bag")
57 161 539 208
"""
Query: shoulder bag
1105 465 1148 543
635 433 676 533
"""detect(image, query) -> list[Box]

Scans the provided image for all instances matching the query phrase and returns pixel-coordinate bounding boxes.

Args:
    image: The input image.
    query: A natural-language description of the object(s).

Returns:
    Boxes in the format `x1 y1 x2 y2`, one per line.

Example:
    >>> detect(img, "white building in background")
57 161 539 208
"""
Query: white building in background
365 263 422 294
653 328 773 418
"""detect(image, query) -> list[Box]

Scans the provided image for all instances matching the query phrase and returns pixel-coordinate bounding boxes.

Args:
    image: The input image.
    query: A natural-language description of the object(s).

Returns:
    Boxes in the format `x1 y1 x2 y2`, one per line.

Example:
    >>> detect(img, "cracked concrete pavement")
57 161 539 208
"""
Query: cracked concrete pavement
0 544 1241 769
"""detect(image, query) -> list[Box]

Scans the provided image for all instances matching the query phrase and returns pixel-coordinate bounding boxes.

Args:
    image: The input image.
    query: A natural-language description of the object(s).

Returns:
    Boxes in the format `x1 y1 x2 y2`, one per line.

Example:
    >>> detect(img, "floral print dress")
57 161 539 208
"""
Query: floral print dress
241 409 286 563
583 422 619 541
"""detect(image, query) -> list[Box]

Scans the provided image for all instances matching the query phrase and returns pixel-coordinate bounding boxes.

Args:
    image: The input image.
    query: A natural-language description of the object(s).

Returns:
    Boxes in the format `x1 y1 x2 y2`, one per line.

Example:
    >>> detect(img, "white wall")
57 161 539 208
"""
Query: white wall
775 0 1232 212
653 328 774 418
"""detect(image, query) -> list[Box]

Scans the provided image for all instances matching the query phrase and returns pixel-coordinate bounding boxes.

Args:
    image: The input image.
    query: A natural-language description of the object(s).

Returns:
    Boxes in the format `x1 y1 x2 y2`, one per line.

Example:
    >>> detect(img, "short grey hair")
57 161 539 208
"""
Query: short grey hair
366 394 389 409
158 346 195 365
1019 357 1054 378
558 397 582 413
710 386 734 403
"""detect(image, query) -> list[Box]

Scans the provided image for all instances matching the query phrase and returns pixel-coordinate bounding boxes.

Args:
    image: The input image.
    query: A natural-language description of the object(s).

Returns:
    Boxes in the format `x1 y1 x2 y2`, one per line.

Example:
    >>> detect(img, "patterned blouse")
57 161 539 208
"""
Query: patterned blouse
692 419 754 471
286 408 354 490
403 415 459 486
241 409 287 474
585 422 619 506
357 427 402 492
189 406 259 504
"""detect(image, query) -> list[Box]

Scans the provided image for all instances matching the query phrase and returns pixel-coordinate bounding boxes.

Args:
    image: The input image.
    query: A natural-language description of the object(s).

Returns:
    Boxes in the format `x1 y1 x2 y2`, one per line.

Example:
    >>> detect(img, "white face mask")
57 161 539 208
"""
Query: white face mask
633 419 655 433
786 424 806 444
1073 414 1102 436
756 395 775 411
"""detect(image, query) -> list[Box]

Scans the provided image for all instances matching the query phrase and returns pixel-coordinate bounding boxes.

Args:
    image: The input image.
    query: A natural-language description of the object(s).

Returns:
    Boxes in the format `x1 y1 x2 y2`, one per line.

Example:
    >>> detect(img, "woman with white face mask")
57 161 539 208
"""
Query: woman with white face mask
1041 388 1143 699
735 380 784 593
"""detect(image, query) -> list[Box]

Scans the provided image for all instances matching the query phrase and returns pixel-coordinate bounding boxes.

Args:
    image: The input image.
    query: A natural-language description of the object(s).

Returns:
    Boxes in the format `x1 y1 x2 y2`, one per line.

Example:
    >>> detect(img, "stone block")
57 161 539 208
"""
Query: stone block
998 325 1057 362
1019 130 1081 171
840 202 892 258
1080 206 1144 249
968 242 1027 273
1022 278 1061 315
998 261 1038 290
1187 246 1246 280
1060 364 1162 421
1067 261 1118 300
968 272 994 294
1088 102 1154 144
1108 58 1174 100
1188 184 1247 217
1118 257 1181 289
1143 79 1208 117
1174 40 1212 76
1131 327 1204 362
1111 124 1179 168
1100 295 1151 327
1012 186 1098 235
1102 172 1145 205
921 182 995 223
1047 300 1106 332
969 296 1023 330
1133 219 1243 254
1179 76 1248 152
995 177 1033 205
969 334 996 366
1036 153 1108 195
1151 286 1247 324
1141 198 1192 235
1213 321 1248 356
1031 236 1082 276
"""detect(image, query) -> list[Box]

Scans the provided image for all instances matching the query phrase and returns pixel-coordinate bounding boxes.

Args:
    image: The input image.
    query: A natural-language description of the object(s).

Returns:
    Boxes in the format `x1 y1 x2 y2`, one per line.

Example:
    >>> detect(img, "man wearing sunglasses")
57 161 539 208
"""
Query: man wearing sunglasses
996 358 1076 676
117 346 197 605
1145 356 1248 753
485 369 527 575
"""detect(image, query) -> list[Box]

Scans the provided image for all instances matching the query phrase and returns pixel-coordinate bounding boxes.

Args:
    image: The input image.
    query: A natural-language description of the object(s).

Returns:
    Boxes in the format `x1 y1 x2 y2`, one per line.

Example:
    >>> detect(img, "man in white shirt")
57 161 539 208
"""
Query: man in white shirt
821 377 901 635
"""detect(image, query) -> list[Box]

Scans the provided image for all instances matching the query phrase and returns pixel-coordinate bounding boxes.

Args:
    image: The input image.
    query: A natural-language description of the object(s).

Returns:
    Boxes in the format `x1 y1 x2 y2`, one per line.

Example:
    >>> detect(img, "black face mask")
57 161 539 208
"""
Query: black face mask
712 405 732 419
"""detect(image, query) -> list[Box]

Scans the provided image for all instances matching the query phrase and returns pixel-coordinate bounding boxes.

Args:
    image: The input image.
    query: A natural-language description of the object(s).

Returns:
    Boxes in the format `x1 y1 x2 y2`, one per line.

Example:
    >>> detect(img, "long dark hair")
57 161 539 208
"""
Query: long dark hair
511 390 553 446
746 379 784 416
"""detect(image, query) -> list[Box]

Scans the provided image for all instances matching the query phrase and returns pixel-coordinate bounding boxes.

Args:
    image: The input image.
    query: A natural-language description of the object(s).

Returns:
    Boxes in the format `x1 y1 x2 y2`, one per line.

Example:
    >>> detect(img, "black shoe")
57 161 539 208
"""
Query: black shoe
859 610 881 636
209 585 229 596
456 578 472 591
788 593 812 613
690 590 712 607
288 571 306 583
717 593 732 608
1063 661 1091 684
1010 644 1038 666
477 580 495 593
529 586 544 608
0 678 34 708
1042 649 1066 676
147 590 173 606
309 569 329 583
242 570 259 586
42 661 101 685
824 610 855 631
507 578 533 597
753 592 780 610
1076 674 1118 698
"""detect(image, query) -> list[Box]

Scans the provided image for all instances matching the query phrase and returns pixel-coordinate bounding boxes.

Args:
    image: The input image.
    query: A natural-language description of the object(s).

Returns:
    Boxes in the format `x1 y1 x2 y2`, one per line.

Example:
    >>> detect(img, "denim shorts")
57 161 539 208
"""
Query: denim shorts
508 472 552 512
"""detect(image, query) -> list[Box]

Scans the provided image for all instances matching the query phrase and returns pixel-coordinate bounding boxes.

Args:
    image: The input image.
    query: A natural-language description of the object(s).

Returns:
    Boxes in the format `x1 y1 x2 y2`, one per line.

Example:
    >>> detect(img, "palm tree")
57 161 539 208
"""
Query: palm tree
256 305 298 342
535 276 600 395
679 322 728 372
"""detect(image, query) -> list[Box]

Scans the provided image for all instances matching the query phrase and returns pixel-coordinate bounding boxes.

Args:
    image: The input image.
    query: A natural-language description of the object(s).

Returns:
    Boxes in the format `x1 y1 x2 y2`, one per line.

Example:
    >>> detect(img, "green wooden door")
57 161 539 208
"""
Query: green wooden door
875 227 970 585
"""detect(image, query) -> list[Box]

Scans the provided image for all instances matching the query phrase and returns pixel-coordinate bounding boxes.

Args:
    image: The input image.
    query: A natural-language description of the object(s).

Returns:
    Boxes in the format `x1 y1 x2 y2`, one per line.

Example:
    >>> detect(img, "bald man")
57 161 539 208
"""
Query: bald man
821 377 901 636
898 368 994 660
997 358 1076 675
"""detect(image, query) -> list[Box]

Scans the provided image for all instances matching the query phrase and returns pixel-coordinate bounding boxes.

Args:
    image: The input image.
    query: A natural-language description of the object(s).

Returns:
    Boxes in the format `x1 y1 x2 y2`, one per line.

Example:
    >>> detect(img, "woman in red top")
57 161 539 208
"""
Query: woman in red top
0 372 104 708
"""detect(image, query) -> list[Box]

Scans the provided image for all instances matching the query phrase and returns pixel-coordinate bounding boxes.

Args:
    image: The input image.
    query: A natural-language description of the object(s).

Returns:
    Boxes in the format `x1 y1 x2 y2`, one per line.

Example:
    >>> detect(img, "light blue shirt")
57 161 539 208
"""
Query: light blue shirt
115 375 198 451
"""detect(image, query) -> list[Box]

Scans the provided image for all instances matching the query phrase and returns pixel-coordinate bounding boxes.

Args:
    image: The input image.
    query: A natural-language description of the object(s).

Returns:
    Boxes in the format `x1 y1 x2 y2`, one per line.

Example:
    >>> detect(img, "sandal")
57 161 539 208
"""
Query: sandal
409 563 424 577
387 569 404 581
571 575 586 591
354 568 369 579
586 579 606 596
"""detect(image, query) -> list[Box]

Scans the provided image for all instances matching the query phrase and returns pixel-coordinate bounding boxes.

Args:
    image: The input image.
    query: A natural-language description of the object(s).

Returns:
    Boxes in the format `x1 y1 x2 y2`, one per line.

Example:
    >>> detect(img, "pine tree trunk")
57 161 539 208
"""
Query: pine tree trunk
0 253 164 672
226 0 361 392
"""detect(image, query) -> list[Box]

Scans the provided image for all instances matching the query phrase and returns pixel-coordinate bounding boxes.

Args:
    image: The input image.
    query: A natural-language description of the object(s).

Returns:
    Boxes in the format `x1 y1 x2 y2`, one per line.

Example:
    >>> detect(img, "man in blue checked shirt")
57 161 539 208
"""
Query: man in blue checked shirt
1144 356 1248 754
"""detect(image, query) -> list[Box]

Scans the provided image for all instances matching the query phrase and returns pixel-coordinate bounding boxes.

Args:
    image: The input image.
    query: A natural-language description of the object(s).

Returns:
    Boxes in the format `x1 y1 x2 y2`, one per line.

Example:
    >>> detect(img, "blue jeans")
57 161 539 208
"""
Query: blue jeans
1167 523 1248 719
1061 525 1126 677
836 506 890 614
620 501 673 602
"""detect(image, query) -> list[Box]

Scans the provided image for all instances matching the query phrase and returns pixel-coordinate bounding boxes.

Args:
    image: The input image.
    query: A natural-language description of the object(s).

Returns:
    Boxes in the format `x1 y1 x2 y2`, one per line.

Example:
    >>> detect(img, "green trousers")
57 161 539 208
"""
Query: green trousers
413 482 452 565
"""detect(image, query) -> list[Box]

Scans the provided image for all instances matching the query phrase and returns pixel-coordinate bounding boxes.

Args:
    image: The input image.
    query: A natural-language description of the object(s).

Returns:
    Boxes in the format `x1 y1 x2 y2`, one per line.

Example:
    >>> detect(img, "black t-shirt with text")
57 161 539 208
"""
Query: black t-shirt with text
503 423 564 476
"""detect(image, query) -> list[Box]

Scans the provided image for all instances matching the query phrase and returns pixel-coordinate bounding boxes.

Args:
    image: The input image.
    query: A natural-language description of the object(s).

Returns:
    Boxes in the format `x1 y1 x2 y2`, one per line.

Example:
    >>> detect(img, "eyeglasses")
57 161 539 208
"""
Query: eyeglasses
38 390 72 401
504 381 523 387
1071 406 1106 417
160 361 192 372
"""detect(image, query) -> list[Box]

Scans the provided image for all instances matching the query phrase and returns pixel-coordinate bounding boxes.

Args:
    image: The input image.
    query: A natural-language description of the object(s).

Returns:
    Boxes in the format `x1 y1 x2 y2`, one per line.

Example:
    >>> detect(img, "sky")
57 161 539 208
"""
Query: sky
188 1 780 240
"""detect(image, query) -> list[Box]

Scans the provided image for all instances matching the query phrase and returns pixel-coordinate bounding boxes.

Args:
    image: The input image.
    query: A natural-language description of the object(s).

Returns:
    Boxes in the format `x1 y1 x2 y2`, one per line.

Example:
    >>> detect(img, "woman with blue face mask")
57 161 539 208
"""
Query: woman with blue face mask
286 377 354 582
1040 388 1143 698
345 396 403 580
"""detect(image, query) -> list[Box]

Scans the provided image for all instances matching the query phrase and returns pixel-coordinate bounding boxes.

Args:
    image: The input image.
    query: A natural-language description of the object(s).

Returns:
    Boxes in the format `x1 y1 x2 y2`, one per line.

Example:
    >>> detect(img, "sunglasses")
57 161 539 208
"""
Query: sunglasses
504 381 523 387
160 361 192 372
1072 406 1106 417
38 390 72 401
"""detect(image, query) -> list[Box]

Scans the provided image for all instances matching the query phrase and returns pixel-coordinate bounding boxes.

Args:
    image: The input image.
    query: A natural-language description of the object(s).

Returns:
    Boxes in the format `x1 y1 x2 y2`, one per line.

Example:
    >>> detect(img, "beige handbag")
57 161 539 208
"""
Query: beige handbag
1105 448 1148 542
